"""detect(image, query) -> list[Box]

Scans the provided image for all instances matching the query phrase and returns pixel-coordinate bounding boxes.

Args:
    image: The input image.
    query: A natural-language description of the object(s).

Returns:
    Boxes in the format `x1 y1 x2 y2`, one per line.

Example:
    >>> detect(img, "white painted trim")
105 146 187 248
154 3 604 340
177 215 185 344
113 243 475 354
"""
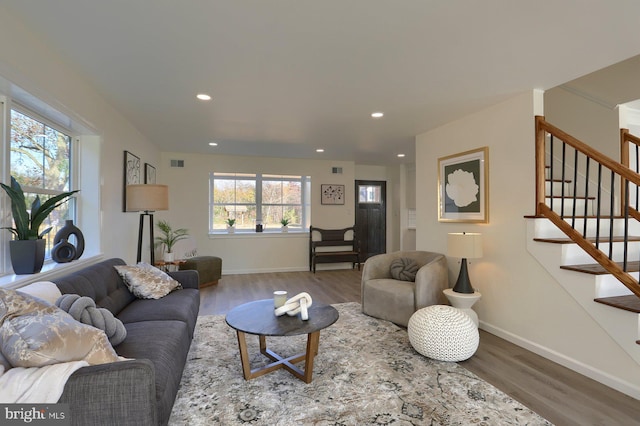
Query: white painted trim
479 320 640 400
222 264 355 275
0 254 105 289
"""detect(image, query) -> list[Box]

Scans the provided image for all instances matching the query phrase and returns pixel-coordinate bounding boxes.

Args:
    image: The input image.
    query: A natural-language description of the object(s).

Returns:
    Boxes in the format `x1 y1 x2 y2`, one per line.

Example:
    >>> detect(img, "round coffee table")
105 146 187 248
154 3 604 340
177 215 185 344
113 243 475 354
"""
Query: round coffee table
225 299 339 383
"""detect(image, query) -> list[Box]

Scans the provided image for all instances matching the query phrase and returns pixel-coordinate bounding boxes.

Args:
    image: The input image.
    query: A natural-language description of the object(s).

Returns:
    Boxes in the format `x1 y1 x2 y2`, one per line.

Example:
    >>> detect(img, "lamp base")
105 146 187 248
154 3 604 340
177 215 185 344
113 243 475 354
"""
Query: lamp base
452 258 474 294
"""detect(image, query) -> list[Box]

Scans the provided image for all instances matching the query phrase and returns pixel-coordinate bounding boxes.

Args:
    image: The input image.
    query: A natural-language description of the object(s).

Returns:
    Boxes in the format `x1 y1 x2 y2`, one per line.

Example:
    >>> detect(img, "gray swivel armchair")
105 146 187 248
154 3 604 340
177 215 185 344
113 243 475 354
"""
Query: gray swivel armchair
361 251 448 327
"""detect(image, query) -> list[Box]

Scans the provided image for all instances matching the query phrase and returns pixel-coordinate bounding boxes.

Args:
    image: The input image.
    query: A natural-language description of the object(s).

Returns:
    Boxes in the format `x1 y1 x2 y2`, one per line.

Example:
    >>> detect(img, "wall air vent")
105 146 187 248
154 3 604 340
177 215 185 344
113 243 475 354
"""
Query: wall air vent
332 167 343 174
170 159 185 168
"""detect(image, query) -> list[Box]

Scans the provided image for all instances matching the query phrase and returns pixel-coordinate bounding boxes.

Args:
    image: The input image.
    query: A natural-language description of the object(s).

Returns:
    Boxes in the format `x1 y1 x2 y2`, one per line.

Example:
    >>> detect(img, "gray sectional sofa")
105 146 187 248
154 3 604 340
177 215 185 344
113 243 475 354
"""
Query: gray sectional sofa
52 258 200 426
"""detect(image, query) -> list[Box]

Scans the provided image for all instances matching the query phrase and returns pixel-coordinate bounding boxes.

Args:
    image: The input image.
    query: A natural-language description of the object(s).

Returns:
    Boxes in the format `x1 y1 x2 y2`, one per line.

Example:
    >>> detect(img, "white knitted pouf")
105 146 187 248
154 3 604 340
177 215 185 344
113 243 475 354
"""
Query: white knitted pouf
407 305 479 362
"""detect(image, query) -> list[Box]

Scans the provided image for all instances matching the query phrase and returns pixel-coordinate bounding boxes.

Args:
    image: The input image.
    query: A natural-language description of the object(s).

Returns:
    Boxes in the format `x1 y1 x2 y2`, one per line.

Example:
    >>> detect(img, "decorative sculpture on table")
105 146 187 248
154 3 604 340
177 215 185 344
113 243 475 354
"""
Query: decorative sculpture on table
274 292 313 320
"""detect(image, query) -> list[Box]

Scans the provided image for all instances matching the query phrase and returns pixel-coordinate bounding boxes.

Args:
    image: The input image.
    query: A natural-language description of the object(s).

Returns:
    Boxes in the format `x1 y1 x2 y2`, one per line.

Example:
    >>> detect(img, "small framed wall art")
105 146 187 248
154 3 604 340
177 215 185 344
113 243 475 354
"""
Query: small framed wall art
145 163 156 184
321 184 345 205
438 147 489 223
123 150 140 211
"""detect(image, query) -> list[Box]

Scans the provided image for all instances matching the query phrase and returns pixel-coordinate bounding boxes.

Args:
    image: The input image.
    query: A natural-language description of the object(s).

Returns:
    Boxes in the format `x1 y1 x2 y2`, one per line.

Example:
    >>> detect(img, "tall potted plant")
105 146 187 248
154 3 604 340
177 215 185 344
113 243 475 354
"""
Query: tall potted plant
1 176 79 274
154 220 189 262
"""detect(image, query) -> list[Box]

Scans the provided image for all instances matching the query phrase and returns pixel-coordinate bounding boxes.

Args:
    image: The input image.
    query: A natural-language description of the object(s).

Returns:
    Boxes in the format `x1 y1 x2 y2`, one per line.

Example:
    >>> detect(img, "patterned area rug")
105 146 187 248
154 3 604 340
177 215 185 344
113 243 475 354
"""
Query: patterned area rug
169 303 552 425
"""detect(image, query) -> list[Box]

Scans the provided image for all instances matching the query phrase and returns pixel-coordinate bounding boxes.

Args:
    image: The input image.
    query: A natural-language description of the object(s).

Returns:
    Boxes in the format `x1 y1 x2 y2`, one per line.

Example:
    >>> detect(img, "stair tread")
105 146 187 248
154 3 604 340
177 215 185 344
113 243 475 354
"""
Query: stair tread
561 261 640 274
545 195 596 200
546 178 573 183
594 295 640 313
534 236 640 244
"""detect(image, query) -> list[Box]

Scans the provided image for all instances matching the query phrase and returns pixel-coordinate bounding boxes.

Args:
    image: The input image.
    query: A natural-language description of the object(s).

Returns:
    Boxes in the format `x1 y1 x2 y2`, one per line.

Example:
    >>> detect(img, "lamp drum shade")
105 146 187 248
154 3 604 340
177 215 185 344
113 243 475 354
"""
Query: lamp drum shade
447 233 483 259
126 184 169 212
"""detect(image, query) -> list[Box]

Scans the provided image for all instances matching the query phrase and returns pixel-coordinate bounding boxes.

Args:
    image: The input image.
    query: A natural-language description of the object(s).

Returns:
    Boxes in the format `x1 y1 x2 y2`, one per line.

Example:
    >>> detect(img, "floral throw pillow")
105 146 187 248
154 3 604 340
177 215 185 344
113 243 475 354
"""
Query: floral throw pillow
114 263 182 299
0 289 120 368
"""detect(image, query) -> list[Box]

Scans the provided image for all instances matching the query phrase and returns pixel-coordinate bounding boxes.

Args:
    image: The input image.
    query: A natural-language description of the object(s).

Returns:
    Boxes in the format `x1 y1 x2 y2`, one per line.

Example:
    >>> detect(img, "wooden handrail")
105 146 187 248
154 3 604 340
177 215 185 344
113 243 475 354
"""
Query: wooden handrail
535 116 640 298
539 204 640 298
536 117 640 188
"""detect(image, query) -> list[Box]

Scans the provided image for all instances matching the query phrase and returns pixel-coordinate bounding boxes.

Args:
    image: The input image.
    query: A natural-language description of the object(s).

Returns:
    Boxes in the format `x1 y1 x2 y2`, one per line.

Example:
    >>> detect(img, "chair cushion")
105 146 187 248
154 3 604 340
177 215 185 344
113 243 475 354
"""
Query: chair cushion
389 257 418 281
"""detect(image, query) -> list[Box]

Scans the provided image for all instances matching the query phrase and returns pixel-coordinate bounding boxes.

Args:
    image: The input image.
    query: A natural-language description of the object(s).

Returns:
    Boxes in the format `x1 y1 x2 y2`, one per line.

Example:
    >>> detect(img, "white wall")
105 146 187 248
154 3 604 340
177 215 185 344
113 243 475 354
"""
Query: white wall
545 86 621 160
0 6 160 265
416 91 640 398
159 152 358 273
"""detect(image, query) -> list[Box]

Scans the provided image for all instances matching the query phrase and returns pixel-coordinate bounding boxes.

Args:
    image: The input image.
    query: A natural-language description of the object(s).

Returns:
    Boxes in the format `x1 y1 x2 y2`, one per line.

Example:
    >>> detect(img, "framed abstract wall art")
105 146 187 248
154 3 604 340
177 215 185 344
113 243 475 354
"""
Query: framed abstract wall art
438 147 489 223
123 150 140 211
144 163 156 184
321 184 345 205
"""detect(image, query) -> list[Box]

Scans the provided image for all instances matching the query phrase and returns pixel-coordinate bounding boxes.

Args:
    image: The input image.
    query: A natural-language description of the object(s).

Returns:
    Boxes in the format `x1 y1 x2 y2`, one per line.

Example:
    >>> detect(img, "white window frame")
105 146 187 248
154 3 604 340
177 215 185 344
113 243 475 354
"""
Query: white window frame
209 172 311 234
1 100 79 275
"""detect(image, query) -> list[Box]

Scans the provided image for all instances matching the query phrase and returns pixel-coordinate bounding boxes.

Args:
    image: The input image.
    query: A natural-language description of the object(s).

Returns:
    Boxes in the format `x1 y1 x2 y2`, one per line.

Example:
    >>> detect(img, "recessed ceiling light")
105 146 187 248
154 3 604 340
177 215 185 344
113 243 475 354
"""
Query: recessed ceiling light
209 142 218 146
371 112 384 118
316 149 325 153
397 153 405 158
196 93 212 101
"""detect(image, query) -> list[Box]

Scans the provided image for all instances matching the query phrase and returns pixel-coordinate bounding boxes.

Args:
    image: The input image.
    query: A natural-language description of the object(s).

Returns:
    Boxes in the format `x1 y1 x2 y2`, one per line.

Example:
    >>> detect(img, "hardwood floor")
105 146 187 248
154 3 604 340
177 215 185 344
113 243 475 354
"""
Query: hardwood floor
200 269 640 426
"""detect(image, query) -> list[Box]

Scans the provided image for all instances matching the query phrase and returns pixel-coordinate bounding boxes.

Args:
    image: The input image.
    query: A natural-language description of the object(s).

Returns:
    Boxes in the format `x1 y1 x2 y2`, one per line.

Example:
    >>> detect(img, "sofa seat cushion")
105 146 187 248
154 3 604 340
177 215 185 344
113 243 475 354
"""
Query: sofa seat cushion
115 320 190 426
116 289 199 338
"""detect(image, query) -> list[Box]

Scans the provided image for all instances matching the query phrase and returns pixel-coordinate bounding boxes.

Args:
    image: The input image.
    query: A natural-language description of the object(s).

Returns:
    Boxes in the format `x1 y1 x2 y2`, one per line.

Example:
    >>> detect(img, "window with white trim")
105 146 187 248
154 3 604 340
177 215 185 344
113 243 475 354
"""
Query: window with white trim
210 172 311 232
6 106 77 261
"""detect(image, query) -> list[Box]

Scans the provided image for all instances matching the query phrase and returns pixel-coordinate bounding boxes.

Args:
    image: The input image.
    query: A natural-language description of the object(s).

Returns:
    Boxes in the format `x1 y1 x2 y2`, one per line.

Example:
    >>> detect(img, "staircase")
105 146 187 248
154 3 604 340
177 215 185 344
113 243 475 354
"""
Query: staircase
527 117 640 364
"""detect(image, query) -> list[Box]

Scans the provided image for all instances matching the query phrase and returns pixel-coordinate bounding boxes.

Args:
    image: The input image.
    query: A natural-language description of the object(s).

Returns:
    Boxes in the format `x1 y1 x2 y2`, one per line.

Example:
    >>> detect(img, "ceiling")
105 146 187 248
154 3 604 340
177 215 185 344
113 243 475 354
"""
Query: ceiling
3 1 640 165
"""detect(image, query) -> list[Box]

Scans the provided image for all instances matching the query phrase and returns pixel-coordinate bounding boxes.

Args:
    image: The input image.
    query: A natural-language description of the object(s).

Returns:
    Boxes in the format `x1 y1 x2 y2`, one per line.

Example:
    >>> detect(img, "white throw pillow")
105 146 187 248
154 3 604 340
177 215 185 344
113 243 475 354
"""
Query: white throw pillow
113 263 182 299
16 281 62 305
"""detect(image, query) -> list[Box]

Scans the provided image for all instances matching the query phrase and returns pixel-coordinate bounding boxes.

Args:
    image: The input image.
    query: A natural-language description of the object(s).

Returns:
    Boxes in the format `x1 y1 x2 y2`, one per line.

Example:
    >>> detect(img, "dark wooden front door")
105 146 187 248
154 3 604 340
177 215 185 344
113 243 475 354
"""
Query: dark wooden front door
355 180 386 260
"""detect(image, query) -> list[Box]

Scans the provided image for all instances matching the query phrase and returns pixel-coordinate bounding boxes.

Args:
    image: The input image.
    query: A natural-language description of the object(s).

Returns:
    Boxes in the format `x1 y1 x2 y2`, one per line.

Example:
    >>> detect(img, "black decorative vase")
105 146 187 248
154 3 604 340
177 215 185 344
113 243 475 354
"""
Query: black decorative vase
51 239 77 263
52 220 85 261
9 239 46 274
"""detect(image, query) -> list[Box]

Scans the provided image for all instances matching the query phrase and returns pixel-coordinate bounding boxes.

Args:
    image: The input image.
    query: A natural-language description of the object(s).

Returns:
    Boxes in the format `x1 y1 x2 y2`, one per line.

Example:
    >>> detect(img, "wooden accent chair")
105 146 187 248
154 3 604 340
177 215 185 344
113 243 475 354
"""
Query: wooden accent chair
309 226 361 273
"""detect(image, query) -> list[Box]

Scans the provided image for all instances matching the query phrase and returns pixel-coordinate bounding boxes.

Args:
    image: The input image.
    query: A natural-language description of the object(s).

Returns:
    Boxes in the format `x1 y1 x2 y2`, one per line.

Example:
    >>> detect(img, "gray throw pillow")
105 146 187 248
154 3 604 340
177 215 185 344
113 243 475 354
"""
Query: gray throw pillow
56 294 127 346
390 258 419 282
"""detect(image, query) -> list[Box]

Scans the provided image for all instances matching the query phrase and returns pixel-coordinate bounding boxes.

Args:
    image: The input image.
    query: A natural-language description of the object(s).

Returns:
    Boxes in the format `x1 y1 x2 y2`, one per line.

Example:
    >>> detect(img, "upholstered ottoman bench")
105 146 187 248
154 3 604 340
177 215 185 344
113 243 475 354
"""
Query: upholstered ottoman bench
179 256 222 288
407 305 479 362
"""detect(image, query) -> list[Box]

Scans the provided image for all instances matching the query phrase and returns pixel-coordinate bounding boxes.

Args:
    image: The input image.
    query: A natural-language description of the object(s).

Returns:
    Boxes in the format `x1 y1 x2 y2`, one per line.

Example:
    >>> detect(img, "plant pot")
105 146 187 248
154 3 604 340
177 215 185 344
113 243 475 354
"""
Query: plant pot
282 225 289 233
227 226 235 234
10 239 46 274
164 252 175 262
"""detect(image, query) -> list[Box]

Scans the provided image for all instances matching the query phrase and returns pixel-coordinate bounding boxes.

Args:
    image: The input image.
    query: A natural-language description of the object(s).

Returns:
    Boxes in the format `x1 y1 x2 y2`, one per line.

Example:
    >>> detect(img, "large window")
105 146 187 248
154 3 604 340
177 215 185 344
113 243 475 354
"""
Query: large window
210 172 310 232
8 107 76 258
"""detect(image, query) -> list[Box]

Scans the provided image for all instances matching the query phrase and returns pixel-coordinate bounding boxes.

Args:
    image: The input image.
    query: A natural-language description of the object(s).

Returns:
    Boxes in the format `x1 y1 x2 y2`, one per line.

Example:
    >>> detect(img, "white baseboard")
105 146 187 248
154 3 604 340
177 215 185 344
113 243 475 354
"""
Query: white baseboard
479 321 640 400
221 264 354 275
222 266 309 275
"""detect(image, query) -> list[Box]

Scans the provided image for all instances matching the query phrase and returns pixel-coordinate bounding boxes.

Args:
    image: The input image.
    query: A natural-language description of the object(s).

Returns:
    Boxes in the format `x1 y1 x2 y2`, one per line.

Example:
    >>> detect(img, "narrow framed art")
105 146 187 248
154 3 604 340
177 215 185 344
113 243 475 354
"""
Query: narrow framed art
123 150 140 211
438 147 489 223
144 163 156 184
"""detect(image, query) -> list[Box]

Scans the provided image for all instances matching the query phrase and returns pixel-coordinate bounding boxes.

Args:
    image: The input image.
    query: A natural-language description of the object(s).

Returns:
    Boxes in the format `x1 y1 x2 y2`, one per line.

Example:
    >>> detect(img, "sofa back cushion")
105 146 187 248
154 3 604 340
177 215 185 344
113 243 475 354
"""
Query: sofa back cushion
53 258 135 316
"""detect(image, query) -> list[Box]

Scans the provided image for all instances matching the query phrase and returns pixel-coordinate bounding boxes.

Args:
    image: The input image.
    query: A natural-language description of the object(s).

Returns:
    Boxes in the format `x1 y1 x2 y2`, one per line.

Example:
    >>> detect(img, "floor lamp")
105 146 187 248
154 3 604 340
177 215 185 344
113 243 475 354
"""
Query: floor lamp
447 232 483 294
126 184 169 264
